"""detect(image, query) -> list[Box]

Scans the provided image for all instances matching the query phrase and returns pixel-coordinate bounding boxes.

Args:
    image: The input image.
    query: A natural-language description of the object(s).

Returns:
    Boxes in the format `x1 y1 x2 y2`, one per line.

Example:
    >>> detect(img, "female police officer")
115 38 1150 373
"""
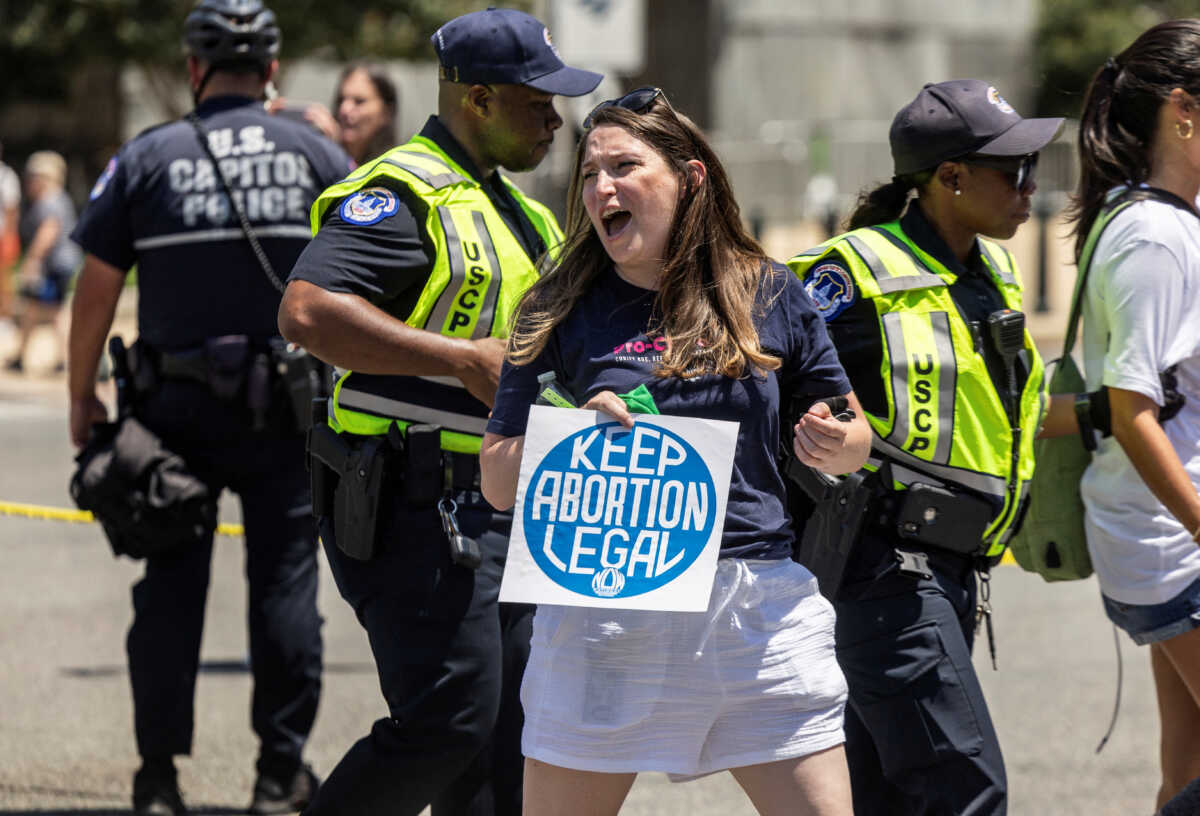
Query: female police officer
787 80 1066 815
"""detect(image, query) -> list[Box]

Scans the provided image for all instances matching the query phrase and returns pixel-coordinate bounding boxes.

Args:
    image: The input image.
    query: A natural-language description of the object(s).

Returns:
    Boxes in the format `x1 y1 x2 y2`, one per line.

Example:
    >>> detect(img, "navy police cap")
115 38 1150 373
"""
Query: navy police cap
432 7 602 97
890 79 1064 175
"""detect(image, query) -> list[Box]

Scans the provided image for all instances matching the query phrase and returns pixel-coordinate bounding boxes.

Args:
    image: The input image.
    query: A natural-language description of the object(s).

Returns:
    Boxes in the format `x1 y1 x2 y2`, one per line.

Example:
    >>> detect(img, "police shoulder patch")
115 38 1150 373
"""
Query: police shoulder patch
89 156 119 201
339 186 400 225
804 262 856 321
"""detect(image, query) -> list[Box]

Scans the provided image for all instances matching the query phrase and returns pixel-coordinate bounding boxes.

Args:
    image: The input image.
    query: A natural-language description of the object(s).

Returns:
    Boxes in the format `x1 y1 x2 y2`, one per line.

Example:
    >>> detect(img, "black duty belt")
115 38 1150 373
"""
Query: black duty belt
444 450 483 492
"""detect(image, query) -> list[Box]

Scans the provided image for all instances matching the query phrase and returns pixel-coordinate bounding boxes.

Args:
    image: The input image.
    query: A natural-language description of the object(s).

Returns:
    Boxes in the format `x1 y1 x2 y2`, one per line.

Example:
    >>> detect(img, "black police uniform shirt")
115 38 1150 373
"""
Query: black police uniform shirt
287 115 548 426
807 204 1028 419
486 264 852 561
72 95 353 352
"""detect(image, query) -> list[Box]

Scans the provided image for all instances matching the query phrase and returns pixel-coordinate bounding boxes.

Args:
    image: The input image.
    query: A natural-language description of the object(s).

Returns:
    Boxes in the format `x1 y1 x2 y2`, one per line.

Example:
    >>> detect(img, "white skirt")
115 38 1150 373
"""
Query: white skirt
520 558 847 780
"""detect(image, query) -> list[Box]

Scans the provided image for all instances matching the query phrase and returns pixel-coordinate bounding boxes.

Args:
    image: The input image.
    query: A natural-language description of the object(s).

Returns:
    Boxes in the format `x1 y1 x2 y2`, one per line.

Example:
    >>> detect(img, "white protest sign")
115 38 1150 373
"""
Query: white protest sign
500 405 738 611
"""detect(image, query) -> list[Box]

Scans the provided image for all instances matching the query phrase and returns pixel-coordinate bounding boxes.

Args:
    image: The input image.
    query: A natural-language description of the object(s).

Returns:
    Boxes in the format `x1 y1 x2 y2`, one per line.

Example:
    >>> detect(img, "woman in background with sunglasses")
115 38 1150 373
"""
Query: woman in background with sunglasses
786 80 1063 816
480 87 870 814
1070 22 1200 812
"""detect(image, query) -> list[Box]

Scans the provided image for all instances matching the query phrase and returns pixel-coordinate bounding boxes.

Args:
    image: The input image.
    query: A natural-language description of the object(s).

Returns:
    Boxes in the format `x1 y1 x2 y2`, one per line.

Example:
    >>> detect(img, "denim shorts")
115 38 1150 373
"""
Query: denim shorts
1102 574 1200 646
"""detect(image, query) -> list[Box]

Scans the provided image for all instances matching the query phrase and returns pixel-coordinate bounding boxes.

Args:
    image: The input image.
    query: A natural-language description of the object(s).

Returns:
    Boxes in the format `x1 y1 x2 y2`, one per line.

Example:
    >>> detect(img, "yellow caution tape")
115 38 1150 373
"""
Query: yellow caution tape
1 498 1020 565
0 500 244 538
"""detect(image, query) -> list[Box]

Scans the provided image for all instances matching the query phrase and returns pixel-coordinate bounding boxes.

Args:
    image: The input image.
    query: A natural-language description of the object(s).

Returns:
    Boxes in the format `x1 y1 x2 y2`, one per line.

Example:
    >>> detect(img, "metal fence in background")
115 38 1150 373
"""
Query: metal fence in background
713 118 1080 233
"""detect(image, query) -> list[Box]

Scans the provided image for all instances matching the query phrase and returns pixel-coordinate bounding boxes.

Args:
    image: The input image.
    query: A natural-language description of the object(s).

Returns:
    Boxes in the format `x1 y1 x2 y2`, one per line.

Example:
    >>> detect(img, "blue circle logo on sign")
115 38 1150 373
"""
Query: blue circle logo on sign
522 421 716 599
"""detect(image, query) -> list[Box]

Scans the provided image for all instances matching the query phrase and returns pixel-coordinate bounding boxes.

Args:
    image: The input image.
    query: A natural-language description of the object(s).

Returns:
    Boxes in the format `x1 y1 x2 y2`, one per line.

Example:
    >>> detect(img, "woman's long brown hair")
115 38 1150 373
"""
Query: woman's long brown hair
508 98 778 380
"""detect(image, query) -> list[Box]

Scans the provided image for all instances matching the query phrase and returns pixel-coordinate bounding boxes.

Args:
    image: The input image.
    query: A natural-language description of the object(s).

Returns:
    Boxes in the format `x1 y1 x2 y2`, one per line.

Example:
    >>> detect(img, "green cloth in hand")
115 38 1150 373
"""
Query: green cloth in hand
617 384 660 415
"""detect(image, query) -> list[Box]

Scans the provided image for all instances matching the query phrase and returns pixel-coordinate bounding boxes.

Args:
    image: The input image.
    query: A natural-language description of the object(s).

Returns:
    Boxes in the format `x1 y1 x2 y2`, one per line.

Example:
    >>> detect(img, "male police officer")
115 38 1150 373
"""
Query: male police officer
278 9 600 815
68 2 352 814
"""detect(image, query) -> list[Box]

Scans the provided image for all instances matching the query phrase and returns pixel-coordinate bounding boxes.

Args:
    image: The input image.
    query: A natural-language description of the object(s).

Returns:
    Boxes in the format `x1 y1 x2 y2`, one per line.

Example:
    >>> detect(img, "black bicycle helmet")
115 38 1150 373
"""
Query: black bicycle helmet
183 0 280 71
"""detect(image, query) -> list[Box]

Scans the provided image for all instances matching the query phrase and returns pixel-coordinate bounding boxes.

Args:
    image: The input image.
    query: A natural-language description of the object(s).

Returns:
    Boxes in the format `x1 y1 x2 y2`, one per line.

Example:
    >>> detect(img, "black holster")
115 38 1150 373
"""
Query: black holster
787 459 875 599
269 338 328 432
307 420 396 561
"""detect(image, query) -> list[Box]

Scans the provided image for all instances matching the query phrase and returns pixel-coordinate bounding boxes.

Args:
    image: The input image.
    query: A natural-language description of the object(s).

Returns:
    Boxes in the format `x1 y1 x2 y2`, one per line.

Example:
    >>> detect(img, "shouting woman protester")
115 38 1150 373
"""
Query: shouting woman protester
479 89 871 815
1071 20 1200 811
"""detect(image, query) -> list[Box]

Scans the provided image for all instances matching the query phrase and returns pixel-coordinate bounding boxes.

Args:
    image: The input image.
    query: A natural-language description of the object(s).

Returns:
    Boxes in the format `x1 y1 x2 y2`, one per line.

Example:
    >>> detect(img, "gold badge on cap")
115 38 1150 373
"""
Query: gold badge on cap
987 86 1015 115
542 26 562 59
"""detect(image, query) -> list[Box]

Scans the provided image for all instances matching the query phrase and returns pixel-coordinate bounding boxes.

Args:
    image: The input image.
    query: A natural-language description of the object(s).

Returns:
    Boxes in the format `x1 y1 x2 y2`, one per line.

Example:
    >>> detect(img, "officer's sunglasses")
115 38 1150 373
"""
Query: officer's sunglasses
960 153 1039 194
582 86 664 130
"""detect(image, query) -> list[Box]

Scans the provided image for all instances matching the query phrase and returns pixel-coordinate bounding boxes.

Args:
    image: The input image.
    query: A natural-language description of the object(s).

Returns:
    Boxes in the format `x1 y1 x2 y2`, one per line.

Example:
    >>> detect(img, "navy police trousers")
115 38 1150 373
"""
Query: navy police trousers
130 381 322 779
305 489 533 816
834 531 1006 816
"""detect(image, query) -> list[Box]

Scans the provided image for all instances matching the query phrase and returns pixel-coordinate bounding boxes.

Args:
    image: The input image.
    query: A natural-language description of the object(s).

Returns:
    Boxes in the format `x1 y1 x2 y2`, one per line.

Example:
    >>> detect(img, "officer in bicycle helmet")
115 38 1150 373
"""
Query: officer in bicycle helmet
184 0 281 99
68 2 351 814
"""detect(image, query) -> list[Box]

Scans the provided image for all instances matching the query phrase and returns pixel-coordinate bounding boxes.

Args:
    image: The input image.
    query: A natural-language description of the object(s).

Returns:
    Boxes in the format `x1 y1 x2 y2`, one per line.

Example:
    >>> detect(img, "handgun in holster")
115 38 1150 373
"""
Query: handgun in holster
784 394 874 599
307 409 393 561
109 336 134 419
269 338 327 432
787 460 874 600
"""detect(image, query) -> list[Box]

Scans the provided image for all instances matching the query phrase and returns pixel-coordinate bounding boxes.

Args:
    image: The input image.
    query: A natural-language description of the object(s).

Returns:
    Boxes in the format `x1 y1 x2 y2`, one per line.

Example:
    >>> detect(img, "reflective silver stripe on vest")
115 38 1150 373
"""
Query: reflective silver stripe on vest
133 224 313 250
392 147 455 172
337 387 488 435
870 437 1007 498
416 375 465 387
979 243 1017 286
844 234 887 278
881 311 956 465
426 207 464 332
381 155 464 189
471 210 503 337
859 228 946 292
881 312 911 451
793 244 835 259
427 207 501 338
929 311 956 464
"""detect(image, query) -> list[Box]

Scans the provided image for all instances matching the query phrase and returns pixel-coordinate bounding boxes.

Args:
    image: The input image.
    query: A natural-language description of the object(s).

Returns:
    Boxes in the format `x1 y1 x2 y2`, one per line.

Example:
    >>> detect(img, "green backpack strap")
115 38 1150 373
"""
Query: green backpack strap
1009 186 1197 581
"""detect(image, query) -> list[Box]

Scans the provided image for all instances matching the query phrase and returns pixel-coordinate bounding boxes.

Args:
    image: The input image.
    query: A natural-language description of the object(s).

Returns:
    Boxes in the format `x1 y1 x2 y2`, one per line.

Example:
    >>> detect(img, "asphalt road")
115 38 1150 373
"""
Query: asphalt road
0 373 1162 815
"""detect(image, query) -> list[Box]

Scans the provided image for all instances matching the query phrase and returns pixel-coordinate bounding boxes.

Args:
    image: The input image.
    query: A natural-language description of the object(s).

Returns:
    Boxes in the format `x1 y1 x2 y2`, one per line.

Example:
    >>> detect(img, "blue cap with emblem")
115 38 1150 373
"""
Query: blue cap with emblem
890 79 1064 175
432 7 602 97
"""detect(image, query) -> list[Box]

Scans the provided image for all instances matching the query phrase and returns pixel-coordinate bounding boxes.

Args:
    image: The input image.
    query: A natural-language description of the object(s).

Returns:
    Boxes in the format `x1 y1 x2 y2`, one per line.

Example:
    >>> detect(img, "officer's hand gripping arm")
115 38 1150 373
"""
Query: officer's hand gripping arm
792 392 872 475
279 279 507 406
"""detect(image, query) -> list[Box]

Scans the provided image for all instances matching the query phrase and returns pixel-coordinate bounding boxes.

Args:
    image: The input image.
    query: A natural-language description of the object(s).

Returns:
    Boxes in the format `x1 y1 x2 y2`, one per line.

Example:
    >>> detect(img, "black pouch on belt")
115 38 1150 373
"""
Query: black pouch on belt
402 424 443 506
894 482 992 555
203 335 251 401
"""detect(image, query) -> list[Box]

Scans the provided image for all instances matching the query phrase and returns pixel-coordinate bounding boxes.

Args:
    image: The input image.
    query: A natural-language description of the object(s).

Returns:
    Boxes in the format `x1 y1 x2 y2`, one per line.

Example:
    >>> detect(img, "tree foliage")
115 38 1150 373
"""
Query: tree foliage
0 0 531 106
0 1 530 190
1034 0 1196 117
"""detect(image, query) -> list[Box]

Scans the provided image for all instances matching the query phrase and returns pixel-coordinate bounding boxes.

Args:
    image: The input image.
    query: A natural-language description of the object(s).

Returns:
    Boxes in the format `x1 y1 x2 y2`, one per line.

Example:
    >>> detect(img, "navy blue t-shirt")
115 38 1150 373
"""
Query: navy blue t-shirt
72 95 353 351
487 263 852 560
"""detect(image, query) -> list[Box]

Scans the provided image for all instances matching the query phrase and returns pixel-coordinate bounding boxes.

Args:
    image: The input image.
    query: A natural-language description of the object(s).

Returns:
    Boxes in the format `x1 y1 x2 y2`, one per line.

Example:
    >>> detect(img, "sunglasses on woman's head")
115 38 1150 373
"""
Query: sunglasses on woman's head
582 86 664 130
960 153 1039 193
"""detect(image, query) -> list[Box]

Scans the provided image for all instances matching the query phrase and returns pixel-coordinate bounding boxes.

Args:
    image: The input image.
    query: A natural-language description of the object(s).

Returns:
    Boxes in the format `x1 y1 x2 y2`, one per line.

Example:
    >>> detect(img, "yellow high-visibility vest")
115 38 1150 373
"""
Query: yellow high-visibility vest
788 222 1047 556
310 136 564 454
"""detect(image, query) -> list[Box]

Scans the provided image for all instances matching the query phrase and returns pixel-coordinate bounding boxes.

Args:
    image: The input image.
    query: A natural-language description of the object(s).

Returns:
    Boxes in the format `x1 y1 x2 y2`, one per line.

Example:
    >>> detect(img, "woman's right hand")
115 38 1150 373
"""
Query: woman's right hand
581 390 635 428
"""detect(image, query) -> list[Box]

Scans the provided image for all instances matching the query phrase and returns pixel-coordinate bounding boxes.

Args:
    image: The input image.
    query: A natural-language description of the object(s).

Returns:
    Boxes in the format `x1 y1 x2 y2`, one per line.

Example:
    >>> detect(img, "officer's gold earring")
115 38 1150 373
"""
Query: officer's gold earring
1177 119 1194 140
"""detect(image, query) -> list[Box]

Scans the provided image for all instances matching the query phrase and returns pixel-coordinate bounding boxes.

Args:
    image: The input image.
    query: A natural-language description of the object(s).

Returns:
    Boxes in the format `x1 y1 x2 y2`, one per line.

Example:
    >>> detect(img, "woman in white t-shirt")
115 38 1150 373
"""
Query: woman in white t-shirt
1071 19 1200 811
